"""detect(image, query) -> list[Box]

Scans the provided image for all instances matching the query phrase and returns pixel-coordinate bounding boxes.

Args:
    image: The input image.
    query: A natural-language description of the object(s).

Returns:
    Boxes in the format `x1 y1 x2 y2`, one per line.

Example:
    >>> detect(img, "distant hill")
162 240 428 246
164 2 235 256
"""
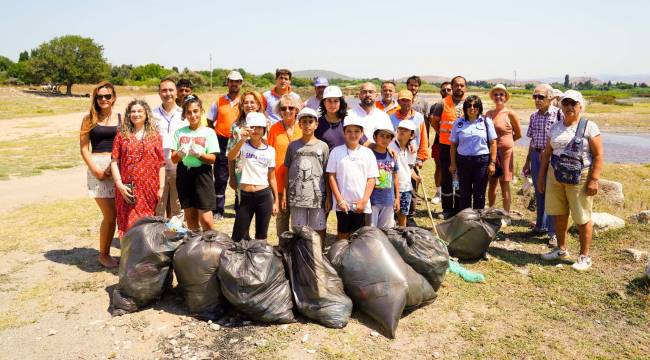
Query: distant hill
396 75 450 84
293 69 355 81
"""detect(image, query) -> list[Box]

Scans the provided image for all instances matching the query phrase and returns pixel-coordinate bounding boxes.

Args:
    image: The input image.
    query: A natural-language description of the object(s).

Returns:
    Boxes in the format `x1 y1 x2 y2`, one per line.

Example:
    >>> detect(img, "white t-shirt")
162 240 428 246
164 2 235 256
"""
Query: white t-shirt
239 141 276 186
389 140 416 192
325 144 379 214
349 104 393 143
152 105 187 171
549 119 600 167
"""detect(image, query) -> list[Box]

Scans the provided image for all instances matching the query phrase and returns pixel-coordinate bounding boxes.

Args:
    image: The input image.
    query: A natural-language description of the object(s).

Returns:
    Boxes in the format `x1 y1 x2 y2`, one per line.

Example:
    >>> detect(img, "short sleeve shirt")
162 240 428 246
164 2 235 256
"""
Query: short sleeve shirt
326 144 379 214
450 116 497 156
349 104 393 143
239 141 276 186
315 117 367 151
284 139 330 208
549 119 600 167
172 126 220 168
389 141 416 192
371 150 398 206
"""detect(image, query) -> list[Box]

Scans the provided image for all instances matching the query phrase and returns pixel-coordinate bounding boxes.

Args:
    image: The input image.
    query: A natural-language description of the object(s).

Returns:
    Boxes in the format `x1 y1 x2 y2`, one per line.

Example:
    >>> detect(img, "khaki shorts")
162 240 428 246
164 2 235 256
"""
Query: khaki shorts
545 168 593 225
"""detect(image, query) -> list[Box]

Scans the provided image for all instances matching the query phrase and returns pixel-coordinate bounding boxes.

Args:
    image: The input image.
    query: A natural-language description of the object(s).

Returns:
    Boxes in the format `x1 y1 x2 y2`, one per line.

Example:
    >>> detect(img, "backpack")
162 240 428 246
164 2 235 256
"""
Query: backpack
551 118 588 185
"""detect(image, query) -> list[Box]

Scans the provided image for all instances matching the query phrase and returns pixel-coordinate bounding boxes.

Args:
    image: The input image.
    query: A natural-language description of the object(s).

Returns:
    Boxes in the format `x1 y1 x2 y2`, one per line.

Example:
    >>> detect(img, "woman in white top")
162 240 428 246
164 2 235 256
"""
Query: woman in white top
537 90 604 271
227 112 279 242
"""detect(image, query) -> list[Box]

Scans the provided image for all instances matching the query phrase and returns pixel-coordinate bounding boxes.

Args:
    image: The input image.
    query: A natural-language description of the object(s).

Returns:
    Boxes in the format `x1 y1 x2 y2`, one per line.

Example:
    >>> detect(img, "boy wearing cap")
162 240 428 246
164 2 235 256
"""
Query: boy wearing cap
283 108 331 241
390 120 420 227
390 89 429 224
207 70 243 220
326 117 379 239
370 124 400 229
304 77 329 112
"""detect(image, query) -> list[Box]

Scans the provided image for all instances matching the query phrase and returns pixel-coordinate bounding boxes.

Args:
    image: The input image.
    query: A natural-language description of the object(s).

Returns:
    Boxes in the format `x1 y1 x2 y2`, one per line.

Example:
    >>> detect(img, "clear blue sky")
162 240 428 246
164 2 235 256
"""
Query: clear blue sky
1 0 648 80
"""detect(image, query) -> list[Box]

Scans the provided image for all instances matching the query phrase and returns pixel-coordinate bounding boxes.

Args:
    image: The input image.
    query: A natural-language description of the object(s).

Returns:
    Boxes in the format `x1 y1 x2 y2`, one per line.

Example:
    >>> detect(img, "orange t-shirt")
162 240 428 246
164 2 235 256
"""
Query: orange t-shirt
375 100 400 115
267 121 302 193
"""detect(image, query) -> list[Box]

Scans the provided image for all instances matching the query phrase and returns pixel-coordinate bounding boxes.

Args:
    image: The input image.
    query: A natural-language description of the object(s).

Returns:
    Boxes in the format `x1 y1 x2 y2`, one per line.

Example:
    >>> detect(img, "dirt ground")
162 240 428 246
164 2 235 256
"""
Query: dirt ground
0 97 648 360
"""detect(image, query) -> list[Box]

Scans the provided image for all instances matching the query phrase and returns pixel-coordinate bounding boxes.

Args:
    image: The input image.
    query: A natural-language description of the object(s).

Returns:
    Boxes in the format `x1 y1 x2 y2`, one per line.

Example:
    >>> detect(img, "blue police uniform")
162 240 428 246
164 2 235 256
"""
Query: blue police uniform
450 116 496 210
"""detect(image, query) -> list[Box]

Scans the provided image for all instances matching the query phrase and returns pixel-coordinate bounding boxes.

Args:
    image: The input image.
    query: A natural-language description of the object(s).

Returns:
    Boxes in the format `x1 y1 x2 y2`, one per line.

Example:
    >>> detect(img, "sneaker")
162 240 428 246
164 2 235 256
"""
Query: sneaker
571 255 592 271
547 234 558 247
541 247 569 261
213 213 224 221
431 193 441 205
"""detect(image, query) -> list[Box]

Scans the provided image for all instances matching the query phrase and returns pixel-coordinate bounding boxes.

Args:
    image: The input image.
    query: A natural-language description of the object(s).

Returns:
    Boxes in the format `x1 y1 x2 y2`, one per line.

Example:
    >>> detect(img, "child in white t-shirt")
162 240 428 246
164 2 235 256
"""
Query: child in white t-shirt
389 119 420 226
326 116 379 239
227 112 278 241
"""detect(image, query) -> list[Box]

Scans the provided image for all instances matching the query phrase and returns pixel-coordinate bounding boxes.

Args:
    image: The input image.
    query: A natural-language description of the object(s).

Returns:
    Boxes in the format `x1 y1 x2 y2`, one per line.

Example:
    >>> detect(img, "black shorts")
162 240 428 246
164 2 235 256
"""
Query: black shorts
176 162 216 210
336 211 366 234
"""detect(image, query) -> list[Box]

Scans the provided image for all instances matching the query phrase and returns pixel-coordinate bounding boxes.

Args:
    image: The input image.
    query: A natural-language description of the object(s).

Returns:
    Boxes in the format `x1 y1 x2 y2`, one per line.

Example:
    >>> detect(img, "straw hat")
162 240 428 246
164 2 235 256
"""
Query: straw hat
489 83 510 101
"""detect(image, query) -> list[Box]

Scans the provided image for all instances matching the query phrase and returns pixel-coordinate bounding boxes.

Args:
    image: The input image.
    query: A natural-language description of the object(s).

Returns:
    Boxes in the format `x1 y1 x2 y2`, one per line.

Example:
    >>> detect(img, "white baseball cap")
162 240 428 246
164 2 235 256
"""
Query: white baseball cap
561 90 584 104
323 85 343 99
246 112 267 128
397 119 416 131
373 122 395 136
297 107 318 121
343 115 364 129
227 70 243 81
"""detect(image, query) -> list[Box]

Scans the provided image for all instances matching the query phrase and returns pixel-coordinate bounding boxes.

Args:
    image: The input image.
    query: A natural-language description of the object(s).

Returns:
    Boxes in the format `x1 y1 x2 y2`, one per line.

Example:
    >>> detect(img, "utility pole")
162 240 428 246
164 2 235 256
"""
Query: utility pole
513 70 517 88
209 53 213 89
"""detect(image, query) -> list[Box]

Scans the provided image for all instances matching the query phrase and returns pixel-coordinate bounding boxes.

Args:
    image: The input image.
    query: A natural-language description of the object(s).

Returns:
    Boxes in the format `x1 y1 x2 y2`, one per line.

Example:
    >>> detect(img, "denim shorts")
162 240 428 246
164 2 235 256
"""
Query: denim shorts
398 191 412 216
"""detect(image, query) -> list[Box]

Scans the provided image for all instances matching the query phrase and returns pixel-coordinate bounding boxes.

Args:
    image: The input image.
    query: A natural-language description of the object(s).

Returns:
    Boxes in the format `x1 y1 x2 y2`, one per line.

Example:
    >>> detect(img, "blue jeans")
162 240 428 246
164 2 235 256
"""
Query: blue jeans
531 150 555 235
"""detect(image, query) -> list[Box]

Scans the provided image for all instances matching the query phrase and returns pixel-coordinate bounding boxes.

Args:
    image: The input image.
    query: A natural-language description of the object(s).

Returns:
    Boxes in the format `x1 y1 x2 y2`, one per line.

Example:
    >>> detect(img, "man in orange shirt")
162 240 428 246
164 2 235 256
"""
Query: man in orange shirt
207 70 242 220
375 80 399 115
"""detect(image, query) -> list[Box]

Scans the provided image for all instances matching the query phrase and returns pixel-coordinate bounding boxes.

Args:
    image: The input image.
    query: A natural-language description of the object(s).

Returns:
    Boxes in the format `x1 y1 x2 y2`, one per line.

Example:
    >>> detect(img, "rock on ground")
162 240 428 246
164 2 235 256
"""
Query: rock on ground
627 210 650 224
598 179 624 206
591 212 625 232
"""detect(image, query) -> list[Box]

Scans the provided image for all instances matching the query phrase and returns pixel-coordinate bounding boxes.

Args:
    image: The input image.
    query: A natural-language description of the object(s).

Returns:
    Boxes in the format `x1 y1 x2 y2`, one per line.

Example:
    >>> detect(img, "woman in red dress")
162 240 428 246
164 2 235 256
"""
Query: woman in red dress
111 99 165 236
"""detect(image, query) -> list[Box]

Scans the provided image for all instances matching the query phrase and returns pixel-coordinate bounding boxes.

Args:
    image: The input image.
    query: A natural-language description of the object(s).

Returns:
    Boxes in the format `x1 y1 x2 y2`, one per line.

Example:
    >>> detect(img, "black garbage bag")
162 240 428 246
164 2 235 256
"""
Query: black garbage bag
383 227 449 291
279 226 352 329
218 239 294 324
436 208 509 260
328 226 435 338
173 230 234 321
112 217 184 315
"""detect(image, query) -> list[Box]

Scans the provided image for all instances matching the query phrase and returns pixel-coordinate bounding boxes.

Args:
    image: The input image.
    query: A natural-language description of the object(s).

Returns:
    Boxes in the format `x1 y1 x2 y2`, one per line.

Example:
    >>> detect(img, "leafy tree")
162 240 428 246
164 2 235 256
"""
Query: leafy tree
18 51 29 62
27 35 110 94
110 64 134 85
131 63 172 81
0 56 14 71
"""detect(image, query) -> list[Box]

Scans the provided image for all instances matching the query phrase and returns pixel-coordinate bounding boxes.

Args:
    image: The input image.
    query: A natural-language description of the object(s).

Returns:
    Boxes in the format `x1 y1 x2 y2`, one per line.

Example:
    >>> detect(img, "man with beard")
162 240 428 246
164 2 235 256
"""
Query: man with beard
304 77 329 112
207 70 243 220
407 75 431 136
431 76 466 218
349 82 393 143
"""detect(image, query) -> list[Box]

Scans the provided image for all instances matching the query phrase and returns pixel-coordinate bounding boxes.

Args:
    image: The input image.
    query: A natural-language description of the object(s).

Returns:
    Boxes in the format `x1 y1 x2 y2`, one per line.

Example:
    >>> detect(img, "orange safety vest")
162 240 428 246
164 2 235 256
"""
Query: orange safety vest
214 95 240 138
439 96 460 145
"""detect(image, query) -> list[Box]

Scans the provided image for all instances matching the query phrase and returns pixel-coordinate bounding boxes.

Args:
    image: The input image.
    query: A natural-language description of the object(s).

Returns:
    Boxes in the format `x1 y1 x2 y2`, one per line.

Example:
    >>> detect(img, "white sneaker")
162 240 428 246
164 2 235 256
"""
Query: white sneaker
431 192 441 205
541 247 569 261
548 235 558 247
571 255 592 271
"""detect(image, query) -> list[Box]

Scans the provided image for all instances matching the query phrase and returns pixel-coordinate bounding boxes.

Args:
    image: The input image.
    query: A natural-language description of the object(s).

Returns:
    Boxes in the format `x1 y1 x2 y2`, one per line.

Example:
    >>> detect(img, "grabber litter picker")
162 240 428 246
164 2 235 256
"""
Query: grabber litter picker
419 178 440 238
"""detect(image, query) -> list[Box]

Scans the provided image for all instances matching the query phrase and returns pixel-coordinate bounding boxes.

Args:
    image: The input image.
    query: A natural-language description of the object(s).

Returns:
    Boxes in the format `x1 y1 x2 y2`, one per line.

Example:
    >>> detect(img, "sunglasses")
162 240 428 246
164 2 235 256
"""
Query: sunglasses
492 93 506 98
280 106 296 111
96 94 113 101
561 99 578 107
467 103 480 109
441 88 452 92
532 95 546 100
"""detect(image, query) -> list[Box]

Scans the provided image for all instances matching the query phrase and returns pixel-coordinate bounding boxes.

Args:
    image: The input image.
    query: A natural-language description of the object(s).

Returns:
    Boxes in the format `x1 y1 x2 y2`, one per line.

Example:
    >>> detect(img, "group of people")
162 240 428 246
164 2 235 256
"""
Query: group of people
80 69 603 272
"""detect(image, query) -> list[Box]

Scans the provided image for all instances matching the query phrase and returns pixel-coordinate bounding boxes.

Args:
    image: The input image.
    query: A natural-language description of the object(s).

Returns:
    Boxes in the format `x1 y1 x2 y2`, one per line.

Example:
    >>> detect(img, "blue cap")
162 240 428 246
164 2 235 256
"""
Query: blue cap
313 77 329 87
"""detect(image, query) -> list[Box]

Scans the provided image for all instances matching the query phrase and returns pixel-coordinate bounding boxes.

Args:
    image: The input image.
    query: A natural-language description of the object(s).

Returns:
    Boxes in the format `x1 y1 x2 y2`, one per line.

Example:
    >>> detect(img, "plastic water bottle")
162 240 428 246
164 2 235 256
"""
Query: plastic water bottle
452 174 460 191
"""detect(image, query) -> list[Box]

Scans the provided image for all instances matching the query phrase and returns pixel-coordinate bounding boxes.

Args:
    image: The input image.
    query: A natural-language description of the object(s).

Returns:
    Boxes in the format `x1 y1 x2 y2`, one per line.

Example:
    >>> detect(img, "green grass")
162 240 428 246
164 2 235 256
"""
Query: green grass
0 133 81 180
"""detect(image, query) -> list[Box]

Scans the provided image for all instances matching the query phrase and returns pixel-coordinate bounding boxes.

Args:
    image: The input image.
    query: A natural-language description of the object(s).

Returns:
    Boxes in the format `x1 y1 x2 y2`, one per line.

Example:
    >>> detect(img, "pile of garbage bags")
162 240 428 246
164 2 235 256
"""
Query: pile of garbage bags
279 226 352 328
110 217 452 338
436 208 509 260
112 217 184 315
328 227 443 338
173 230 233 321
